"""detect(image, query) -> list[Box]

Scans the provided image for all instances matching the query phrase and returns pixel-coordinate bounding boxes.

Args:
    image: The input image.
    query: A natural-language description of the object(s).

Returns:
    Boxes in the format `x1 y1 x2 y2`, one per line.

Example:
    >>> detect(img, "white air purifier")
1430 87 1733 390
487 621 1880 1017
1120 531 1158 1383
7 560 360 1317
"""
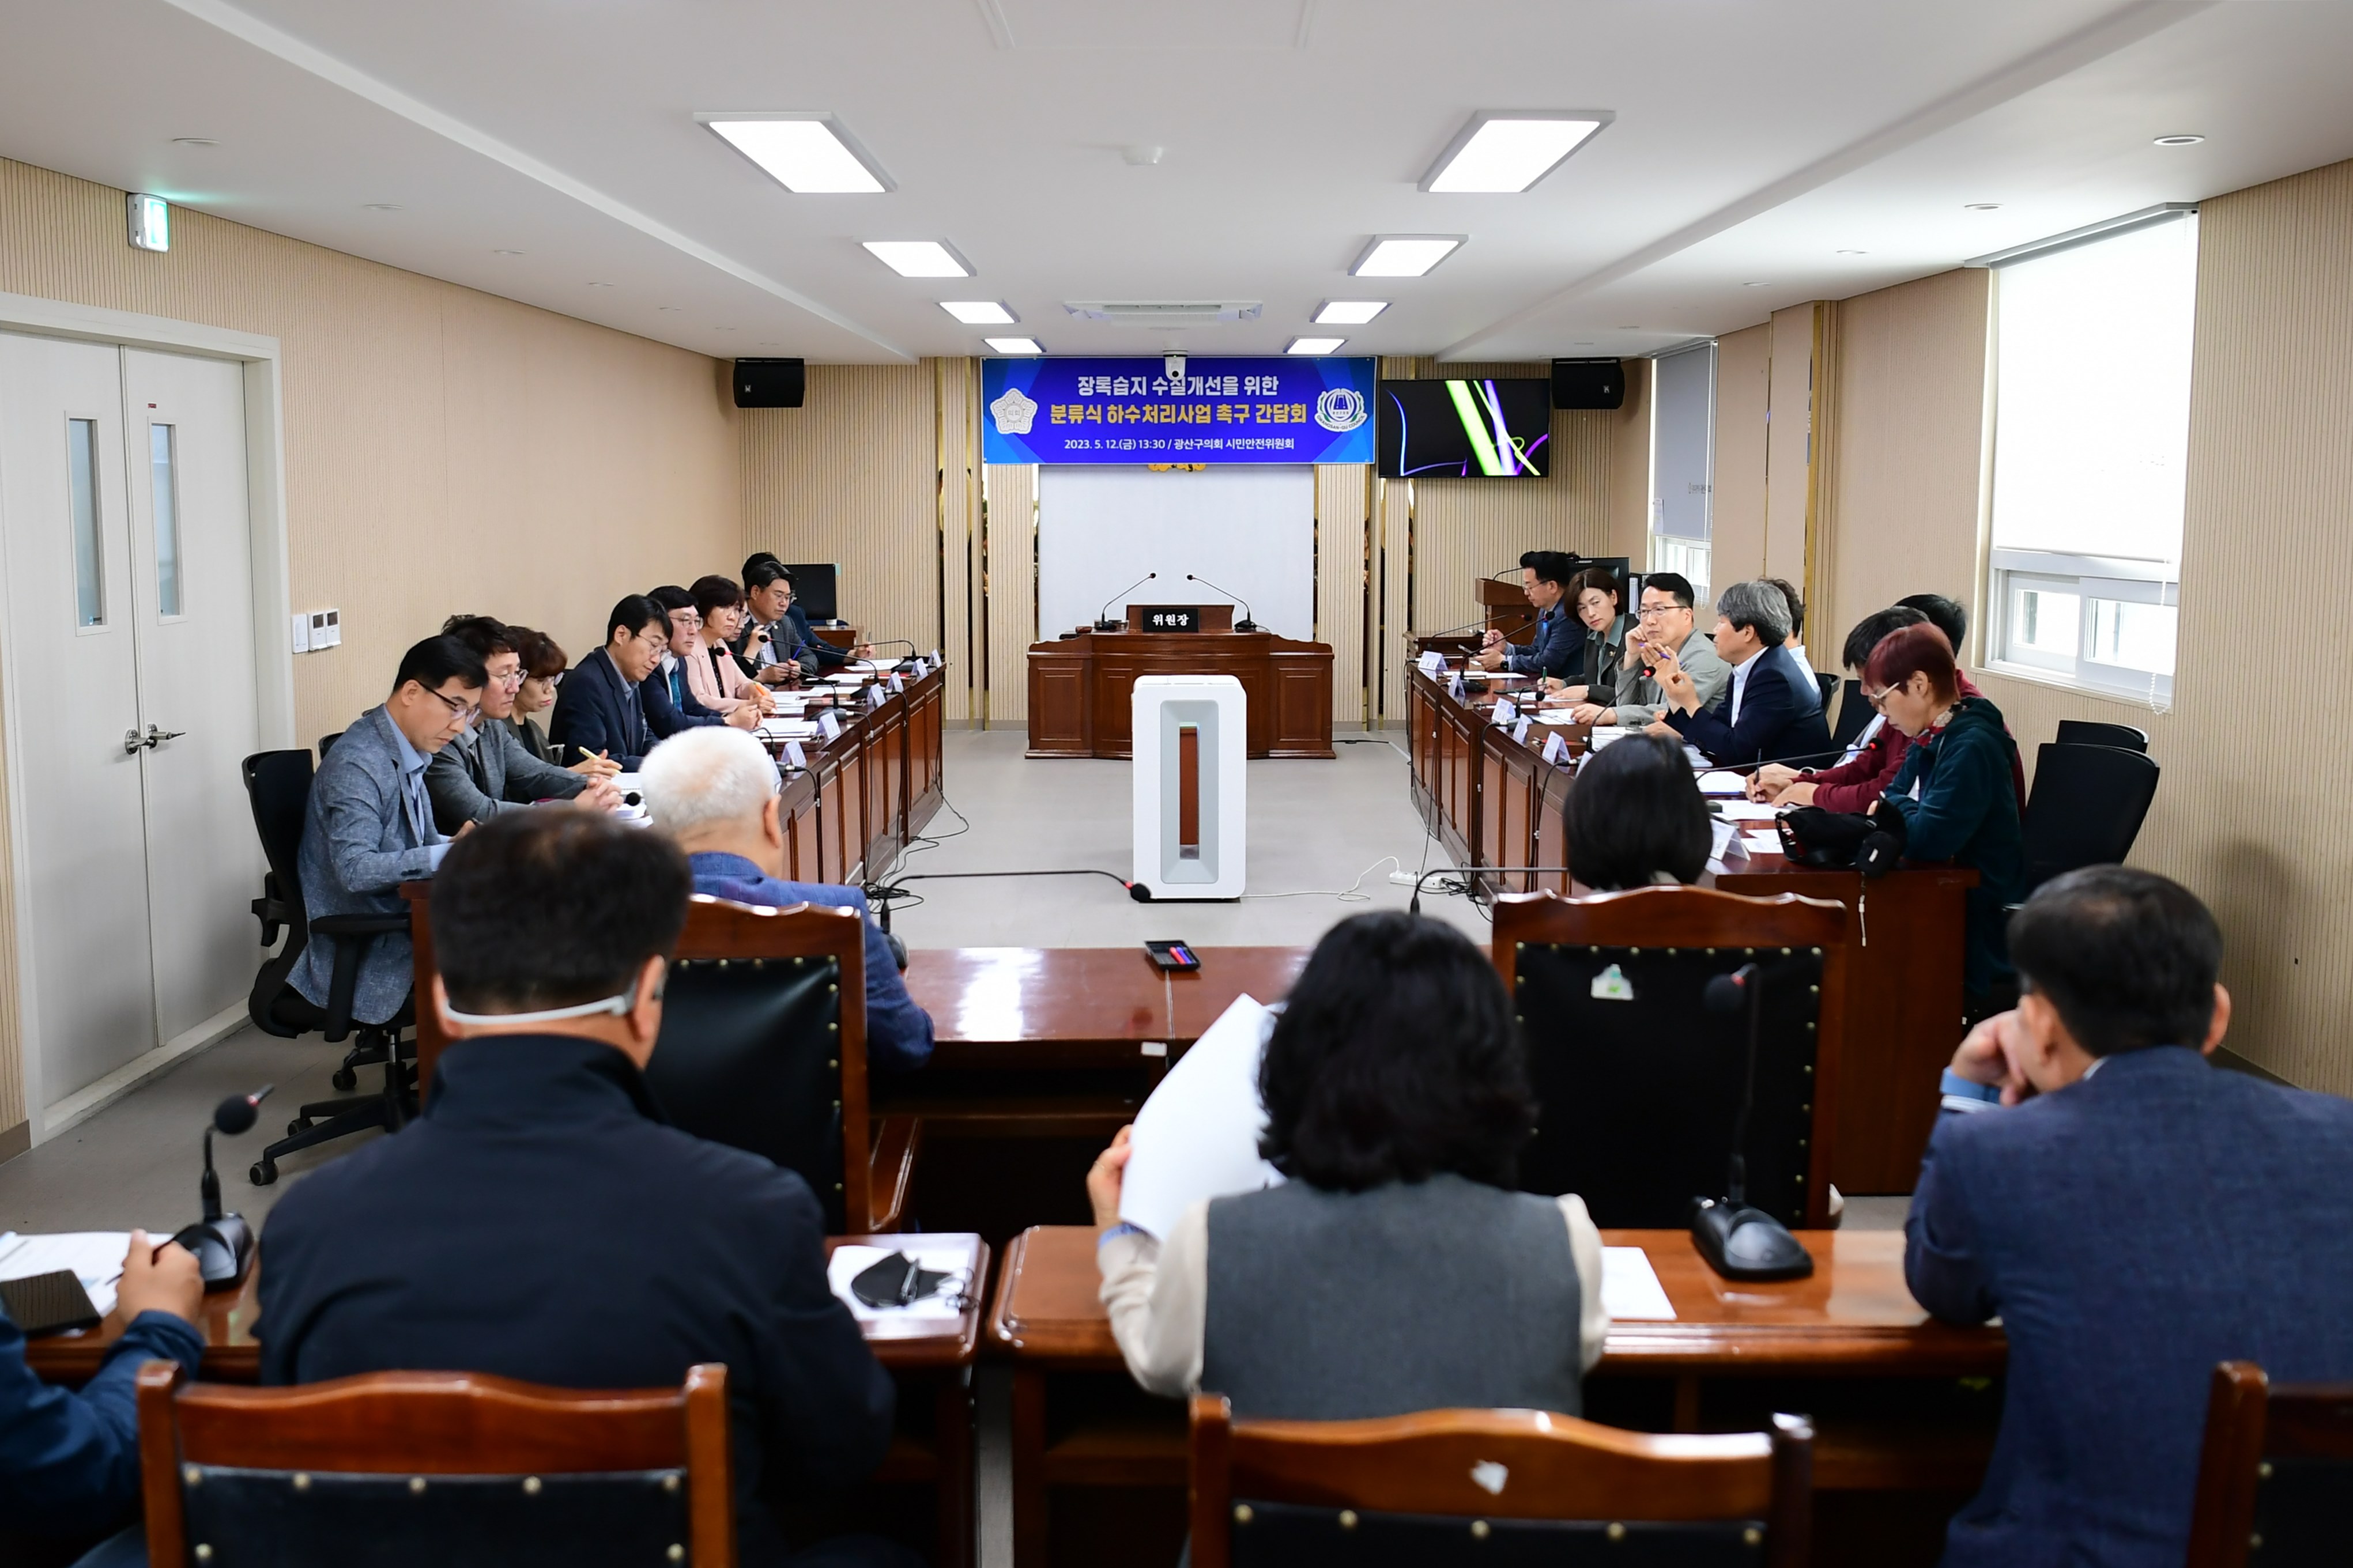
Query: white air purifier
1132 675 1247 900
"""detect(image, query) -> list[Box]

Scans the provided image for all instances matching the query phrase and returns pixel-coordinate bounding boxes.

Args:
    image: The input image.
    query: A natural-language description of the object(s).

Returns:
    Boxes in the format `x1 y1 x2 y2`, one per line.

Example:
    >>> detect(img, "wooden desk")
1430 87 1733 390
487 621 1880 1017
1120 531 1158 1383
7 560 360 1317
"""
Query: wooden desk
409 664 948 1091
1025 622 1334 760
989 1223 2004 1568
27 1237 990 1568
1402 665 1975 1194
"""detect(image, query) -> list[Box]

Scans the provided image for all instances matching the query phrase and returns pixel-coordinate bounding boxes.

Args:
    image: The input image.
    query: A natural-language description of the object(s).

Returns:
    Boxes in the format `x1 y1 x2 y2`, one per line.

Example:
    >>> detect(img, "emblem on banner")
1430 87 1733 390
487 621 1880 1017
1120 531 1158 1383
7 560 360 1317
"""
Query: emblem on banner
1314 387 1367 433
989 384 1038 435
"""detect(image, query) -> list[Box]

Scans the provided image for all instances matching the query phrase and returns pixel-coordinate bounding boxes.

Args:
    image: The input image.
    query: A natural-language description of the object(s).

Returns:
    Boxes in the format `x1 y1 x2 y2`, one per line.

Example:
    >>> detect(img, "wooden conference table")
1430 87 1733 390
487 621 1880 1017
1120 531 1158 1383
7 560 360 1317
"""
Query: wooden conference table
27 1238 991 1568
1025 604 1336 759
1404 663 1975 1194
991 1223 2004 1568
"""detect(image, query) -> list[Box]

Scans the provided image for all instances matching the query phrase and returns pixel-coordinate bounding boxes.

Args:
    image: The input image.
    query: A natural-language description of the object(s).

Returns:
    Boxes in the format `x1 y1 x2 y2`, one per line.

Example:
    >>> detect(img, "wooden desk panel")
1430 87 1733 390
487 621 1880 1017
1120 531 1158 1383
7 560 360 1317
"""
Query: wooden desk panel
1025 630 1334 760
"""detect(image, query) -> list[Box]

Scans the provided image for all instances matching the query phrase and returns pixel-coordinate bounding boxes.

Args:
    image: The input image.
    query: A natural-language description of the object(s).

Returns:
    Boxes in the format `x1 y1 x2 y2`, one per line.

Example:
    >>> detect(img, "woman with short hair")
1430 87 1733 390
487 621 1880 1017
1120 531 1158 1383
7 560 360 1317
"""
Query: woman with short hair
1541 565 1631 705
1090 912 1604 1420
684 575 775 719
503 626 570 767
1566 732 1714 891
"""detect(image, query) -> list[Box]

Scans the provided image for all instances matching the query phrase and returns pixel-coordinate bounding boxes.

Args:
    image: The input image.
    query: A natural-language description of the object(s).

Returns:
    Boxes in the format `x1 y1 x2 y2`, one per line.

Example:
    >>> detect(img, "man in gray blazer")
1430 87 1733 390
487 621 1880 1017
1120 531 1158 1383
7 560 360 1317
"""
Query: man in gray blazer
1564 571 1729 727
293 636 485 1027
427 616 620 832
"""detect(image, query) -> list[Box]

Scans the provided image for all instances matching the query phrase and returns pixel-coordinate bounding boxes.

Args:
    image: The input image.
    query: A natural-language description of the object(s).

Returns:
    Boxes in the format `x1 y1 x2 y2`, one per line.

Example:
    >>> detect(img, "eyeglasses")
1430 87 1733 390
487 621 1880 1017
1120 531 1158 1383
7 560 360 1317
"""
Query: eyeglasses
424 686 481 723
1636 602 1687 618
1862 687 1894 709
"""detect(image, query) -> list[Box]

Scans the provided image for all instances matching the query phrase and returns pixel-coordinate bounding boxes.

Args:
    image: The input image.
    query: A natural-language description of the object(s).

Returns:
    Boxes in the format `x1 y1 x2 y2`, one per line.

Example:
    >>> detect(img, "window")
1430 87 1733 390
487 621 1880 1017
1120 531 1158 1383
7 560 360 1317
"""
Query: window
1986 208 2196 704
149 423 183 617
67 417 104 627
1649 342 1715 604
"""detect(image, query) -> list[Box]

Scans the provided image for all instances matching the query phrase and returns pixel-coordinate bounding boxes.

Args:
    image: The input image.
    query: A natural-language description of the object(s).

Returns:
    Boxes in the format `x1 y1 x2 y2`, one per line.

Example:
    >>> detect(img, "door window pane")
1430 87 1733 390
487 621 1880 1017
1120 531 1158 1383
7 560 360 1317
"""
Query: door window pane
149 423 182 617
67 418 104 626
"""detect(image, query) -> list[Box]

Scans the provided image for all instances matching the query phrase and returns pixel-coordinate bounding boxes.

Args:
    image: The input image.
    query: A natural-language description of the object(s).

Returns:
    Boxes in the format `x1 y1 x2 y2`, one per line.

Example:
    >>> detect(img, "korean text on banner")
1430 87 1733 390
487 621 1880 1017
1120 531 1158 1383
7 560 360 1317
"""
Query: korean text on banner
983 357 1377 465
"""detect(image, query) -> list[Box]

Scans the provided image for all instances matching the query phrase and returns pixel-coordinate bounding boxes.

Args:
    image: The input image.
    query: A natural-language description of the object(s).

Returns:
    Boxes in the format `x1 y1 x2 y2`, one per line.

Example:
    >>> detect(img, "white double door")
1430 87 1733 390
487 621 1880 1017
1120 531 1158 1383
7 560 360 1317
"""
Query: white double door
0 332 262 1123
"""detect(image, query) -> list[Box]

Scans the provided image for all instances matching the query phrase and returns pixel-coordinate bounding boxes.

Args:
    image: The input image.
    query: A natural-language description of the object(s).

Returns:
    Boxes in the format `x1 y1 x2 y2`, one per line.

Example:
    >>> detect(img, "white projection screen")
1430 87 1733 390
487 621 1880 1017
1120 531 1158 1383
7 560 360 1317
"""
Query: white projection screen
1037 466 1316 640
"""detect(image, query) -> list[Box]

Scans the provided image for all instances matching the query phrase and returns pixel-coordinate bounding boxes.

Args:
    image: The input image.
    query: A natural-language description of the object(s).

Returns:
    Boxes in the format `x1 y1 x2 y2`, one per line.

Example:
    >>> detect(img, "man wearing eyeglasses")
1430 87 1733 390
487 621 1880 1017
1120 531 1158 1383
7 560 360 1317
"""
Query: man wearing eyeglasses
427 616 624 832
644 585 761 738
1549 572 1728 728
290 634 486 1029
550 596 671 772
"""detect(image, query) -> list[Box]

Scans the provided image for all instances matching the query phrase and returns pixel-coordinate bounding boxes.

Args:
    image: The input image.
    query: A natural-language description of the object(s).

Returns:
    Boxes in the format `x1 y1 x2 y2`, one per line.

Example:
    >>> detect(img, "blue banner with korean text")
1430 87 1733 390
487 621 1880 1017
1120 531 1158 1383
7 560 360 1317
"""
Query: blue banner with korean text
982 357 1376 464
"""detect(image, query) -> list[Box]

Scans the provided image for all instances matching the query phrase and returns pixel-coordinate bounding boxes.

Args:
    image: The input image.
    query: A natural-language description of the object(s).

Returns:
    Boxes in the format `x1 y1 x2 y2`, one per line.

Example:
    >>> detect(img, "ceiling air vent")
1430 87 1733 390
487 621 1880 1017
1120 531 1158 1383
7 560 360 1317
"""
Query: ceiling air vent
1062 301 1264 322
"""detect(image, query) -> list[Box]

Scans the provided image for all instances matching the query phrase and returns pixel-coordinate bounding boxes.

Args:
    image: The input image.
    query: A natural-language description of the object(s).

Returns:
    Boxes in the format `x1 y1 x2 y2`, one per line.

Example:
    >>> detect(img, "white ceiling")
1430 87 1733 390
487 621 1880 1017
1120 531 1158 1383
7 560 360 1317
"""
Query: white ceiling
3 0 2350 365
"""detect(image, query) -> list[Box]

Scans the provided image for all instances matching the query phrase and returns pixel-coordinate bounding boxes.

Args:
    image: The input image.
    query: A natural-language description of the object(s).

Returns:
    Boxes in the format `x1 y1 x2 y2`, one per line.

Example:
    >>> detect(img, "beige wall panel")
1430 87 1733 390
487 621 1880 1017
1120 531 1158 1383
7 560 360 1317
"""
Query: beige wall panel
1314 464 1371 725
980 463 1037 725
938 360 981 721
741 362 939 656
0 156 738 1138
1824 269 1990 659
1764 303 1816 585
1711 322 1773 602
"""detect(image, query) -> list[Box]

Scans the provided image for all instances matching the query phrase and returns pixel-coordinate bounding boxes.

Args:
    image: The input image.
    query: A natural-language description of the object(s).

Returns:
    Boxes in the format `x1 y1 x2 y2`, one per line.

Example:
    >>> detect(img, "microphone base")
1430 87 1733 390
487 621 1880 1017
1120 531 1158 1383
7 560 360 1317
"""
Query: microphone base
1093 619 1122 633
1235 620 1260 633
171 1214 257 1293
1690 1197 1815 1281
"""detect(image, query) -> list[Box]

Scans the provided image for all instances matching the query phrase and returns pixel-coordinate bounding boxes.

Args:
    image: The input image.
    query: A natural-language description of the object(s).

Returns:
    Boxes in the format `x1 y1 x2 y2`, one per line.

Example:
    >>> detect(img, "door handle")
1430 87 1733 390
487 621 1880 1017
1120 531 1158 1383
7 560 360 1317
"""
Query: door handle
144 725 187 749
123 728 148 755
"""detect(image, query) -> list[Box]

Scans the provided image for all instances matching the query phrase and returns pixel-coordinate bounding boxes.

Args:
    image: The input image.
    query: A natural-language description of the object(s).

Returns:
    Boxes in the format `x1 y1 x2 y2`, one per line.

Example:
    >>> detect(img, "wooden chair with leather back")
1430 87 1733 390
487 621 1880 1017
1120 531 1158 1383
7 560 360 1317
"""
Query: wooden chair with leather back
643 894 919 1234
2184 1360 2353 1566
135 1360 734 1568
1491 886 1849 1229
1190 1395 1813 1567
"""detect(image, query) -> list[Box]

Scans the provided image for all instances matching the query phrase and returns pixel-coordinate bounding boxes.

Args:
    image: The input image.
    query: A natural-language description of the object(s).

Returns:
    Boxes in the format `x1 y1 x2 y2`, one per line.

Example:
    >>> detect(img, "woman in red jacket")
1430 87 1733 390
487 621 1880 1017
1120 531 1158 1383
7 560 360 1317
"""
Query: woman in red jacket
1749 606 1927 811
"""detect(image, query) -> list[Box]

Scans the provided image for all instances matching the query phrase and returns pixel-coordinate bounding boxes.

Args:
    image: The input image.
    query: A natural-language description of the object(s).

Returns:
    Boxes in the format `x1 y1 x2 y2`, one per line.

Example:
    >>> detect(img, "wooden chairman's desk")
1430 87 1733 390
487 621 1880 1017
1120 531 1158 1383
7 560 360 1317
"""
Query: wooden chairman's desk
27 1238 990 1568
1404 663 1975 1195
1026 604 1334 759
990 1224 2004 1568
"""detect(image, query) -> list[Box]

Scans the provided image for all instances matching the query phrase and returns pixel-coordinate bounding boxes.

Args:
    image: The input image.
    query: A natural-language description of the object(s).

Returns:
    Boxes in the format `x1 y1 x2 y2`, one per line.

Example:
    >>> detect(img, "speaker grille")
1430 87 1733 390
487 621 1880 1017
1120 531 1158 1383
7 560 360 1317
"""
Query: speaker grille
1551 357 1625 410
734 357 806 409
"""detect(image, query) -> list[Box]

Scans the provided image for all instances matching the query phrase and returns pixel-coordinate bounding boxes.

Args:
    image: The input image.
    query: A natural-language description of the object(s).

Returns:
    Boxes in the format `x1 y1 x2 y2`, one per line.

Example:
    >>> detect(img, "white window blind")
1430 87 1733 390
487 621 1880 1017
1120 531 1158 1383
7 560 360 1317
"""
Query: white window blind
1986 209 2196 706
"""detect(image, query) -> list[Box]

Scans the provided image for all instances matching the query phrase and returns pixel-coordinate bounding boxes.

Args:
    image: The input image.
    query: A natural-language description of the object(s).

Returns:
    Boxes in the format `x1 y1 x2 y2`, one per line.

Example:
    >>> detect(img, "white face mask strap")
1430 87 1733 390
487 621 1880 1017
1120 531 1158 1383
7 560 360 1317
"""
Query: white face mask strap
442 991 632 1027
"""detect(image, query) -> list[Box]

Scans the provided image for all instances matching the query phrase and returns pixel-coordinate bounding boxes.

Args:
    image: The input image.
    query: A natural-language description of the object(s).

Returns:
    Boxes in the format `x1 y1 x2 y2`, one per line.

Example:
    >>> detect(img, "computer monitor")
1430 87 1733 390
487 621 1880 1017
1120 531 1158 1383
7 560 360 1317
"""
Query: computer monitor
783 563 840 623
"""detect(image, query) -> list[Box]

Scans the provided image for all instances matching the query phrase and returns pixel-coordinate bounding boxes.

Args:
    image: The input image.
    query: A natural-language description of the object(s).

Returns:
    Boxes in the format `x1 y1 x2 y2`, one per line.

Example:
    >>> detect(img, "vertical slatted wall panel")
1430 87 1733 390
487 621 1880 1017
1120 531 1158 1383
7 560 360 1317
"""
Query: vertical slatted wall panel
981 463 1038 724
1313 465 1370 725
937 360 981 721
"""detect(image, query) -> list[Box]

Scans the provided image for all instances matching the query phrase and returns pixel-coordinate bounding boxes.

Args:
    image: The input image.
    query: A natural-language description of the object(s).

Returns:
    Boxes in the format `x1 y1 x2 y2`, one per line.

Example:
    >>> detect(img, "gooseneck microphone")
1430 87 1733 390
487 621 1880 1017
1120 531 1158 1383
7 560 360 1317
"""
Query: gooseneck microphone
175 1085 273 1291
1185 573 1258 632
1096 572 1157 632
1690 968 1815 1282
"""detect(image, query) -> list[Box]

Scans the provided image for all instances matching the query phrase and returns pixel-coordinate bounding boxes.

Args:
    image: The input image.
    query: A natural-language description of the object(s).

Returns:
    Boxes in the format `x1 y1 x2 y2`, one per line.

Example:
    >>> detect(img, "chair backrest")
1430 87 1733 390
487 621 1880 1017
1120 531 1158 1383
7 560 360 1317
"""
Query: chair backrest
135 1361 733 1568
2020 743 2160 894
1828 678 1874 750
2185 1361 2353 1567
1812 670 1838 710
2053 719 2150 753
1190 1395 1812 1568
317 730 344 758
243 750 317 1033
1492 887 1849 1229
643 896 870 1234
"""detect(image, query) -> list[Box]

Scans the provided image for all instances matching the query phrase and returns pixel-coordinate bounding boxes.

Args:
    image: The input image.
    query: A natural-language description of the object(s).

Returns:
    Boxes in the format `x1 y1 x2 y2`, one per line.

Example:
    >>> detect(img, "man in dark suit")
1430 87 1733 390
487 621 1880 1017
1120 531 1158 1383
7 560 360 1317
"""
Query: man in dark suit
548 595 668 769
1654 577 1834 768
645 585 760 739
1909 867 2353 1568
1475 549 1579 680
741 556 850 682
428 615 619 830
257 811 910 1568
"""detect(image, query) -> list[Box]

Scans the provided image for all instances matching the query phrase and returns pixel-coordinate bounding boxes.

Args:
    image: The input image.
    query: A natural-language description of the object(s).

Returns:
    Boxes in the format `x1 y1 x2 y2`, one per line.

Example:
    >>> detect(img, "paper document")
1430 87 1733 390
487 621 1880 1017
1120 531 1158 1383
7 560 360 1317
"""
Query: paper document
1743 832 1784 856
1696 770 1749 796
1118 995 1285 1241
0 1231 163 1318
1683 746 1710 768
769 697 809 716
759 720 819 742
1533 711 1581 726
824 674 869 686
827 1235 982 1323
1716 801 1781 822
1588 726 1628 750
1601 1246 1676 1321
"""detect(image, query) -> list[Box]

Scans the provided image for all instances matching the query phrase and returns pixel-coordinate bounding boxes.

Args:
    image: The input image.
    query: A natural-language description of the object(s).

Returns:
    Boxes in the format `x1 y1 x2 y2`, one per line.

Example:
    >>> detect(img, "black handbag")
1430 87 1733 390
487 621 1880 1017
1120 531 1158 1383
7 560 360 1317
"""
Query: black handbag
1777 803 1907 878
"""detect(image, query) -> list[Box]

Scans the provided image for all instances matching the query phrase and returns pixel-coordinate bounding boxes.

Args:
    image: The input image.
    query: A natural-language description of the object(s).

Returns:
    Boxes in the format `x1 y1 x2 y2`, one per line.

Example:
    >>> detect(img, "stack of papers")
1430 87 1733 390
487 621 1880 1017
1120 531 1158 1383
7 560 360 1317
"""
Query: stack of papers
824 674 869 687
1715 800 1781 822
827 1234 983 1322
0 1231 159 1318
1696 770 1750 796
1118 996 1284 1241
1600 1246 1676 1320
758 720 819 742
1744 832 1785 856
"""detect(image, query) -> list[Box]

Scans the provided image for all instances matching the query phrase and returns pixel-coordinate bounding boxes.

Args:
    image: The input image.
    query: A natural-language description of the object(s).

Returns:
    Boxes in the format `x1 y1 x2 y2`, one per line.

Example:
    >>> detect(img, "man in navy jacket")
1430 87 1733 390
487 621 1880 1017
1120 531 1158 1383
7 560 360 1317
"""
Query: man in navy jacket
1656 577 1833 768
1909 867 2353 1568
548 595 668 769
1476 549 1579 681
641 727 933 1074
258 812 906 1567
2 1233 203 1552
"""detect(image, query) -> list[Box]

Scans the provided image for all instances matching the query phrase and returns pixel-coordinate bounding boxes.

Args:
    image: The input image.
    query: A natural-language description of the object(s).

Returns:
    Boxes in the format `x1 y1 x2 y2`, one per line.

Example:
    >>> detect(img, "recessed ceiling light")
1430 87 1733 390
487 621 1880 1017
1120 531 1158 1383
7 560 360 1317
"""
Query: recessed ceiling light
492 248 524 256
1965 203 2003 211
1836 248 1868 255
1572 341 1594 347
940 301 1016 324
1742 281 1769 288
2153 134 2205 148
1351 236 1465 277
698 114 893 194
1287 336 1346 355
1122 145 1165 167
863 240 972 278
986 337 1044 355
659 305 681 312
1314 300 1388 325
171 137 218 147
363 203 403 211
1422 111 1612 194
587 281 615 288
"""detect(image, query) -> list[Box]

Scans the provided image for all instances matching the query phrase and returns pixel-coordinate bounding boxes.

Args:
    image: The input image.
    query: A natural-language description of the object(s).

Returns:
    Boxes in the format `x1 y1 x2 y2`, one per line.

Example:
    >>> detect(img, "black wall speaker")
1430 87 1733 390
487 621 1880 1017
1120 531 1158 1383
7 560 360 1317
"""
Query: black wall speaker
1551 357 1626 410
733 358 806 409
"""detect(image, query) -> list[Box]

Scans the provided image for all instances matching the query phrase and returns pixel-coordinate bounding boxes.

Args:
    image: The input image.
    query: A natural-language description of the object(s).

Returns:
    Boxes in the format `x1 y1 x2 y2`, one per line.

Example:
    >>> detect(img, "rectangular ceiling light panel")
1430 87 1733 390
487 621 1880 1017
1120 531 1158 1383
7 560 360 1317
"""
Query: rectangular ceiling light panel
986 337 1045 355
1422 111 1612 194
941 301 1017 324
700 114 893 194
1314 300 1388 324
1351 236 1465 278
1287 337 1347 355
863 240 972 277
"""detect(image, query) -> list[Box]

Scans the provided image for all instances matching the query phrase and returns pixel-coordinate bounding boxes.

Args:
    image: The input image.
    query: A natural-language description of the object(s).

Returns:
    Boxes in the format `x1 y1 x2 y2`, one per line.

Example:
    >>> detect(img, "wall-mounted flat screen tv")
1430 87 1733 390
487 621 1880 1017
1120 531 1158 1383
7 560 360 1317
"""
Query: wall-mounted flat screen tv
1377 378 1552 478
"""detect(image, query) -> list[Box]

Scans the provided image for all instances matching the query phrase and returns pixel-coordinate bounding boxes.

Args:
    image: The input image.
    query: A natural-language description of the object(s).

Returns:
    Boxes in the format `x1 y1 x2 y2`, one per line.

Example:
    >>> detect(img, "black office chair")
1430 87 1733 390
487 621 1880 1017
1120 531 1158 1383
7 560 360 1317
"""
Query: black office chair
1813 669 1838 711
2053 719 2149 753
316 731 342 757
2018 742 2160 897
1494 888 1848 1229
1828 678 1875 751
242 749 417 1186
